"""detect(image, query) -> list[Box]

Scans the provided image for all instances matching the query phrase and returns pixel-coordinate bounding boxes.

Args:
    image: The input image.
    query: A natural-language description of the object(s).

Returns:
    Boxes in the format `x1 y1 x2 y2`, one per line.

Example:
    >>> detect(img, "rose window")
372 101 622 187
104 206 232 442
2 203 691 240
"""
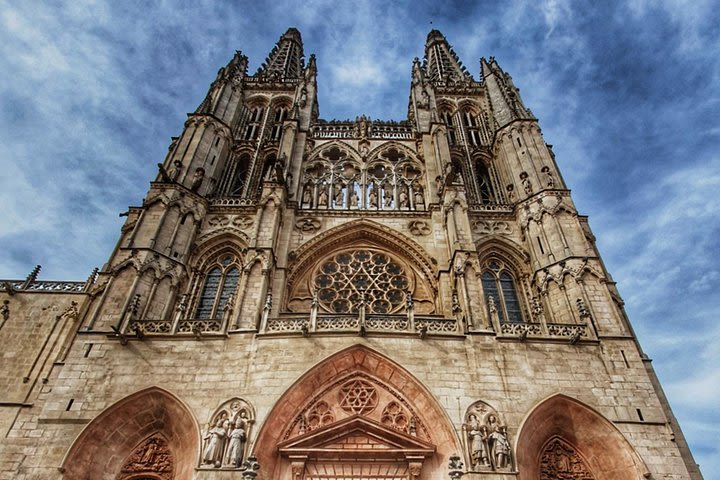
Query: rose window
314 249 411 314
338 379 379 415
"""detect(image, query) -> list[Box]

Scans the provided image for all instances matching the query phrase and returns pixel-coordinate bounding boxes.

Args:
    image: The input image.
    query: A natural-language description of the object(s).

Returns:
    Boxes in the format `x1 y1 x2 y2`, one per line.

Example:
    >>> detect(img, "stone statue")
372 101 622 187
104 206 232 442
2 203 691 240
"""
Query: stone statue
349 188 359 208
383 183 393 208
399 184 409 208
302 182 313 206
298 87 307 108
168 159 183 181
489 425 510 469
202 418 227 467
191 167 205 192
413 183 424 207
368 186 377 208
318 185 328 206
333 182 344 206
467 415 490 469
542 166 555 188
519 172 532 195
224 415 247 468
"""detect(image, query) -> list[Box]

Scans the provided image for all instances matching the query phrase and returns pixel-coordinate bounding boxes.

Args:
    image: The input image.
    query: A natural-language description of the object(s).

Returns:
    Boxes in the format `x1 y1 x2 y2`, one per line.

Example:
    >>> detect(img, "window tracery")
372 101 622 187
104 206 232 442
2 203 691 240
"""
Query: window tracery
481 259 524 323
300 146 425 211
243 106 264 141
195 253 240 319
314 249 411 314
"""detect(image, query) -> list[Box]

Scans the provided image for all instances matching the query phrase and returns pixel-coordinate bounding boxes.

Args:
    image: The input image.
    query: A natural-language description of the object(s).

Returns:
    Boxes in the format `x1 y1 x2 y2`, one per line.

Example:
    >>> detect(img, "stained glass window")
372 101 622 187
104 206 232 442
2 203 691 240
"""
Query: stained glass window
314 249 410 314
195 255 241 319
482 260 524 323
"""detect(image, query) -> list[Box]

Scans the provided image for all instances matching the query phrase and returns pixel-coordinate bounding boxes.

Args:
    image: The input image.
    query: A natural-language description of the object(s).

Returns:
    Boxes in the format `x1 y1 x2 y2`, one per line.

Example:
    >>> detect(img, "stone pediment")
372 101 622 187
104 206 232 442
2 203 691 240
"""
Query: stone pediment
278 415 435 460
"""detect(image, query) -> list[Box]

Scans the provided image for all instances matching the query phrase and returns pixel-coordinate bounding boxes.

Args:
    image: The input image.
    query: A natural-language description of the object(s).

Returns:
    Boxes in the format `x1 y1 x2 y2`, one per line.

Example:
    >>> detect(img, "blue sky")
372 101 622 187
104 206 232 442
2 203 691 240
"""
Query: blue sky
0 0 718 475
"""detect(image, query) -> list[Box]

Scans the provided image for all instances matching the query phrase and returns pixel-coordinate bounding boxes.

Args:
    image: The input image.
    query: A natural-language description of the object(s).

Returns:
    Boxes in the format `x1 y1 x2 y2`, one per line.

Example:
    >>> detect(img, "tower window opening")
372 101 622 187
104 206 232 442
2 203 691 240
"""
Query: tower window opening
481 260 524 323
476 161 495 204
516 137 522 147
194 254 241 320
66 399 74 411
229 154 251 196
537 236 545 254
636 408 644 421
271 106 288 141
621 349 630 368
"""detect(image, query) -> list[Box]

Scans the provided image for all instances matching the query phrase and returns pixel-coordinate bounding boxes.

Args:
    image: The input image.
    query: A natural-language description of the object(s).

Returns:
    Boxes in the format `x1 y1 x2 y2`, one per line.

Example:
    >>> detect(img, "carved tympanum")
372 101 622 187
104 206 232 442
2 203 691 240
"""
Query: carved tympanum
119 434 174 480
540 438 596 480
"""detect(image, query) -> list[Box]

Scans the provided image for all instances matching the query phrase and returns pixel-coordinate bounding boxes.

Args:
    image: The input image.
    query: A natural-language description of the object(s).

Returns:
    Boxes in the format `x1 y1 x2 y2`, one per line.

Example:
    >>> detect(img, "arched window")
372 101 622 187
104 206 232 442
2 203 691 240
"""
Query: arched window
243 107 263 141
270 106 288 141
441 111 456 145
481 260 523 323
195 254 240 319
476 161 495 204
461 110 481 146
229 154 251 196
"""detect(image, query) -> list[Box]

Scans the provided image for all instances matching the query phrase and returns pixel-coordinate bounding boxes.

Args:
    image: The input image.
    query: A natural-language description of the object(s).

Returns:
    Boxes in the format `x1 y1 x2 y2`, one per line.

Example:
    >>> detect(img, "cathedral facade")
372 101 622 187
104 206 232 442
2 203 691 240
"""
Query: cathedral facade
0 28 703 480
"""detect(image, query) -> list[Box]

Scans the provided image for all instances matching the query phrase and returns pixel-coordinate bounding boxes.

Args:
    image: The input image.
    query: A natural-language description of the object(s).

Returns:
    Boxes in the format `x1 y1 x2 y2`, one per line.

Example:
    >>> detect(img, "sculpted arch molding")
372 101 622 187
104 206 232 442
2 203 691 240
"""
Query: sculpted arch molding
61 386 200 480
252 345 461 479
515 394 649 480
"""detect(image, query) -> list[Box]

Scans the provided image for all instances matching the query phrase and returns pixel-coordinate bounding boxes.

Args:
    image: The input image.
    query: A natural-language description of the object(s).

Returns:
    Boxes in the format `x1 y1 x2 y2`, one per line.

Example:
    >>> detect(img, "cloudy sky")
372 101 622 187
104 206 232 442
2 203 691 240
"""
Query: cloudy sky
0 0 718 475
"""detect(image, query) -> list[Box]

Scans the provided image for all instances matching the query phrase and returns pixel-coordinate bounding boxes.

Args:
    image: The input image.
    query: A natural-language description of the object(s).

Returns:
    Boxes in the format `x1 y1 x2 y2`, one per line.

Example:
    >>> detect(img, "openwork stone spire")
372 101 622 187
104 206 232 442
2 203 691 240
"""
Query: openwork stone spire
422 29 473 83
255 27 305 80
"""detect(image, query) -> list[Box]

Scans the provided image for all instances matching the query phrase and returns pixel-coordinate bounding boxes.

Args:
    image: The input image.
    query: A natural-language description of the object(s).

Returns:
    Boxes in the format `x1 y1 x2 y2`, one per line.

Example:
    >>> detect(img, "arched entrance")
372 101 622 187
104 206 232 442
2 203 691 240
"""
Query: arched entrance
61 387 200 480
515 394 649 480
253 345 460 479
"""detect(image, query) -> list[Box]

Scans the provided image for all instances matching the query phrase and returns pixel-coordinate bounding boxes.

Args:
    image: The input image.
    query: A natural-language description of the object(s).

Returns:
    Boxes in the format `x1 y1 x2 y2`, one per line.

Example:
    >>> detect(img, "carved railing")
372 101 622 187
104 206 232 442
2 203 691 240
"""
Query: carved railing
265 314 459 335
469 203 514 213
311 123 414 140
312 124 355 139
498 322 588 341
210 197 257 207
128 318 224 336
368 125 413 140
1 279 86 293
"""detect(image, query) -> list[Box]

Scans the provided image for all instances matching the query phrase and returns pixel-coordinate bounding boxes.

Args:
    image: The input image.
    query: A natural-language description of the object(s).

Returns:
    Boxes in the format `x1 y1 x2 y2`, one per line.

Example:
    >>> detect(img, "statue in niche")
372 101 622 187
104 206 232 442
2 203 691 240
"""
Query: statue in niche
541 166 555 188
302 181 313 206
467 415 491 469
368 186 378 208
383 182 394 208
202 418 227 467
413 182 424 207
490 425 511 469
519 171 532 195
334 181 344 206
349 187 359 208
298 87 307 108
224 413 247 468
191 167 205 192
318 184 328 206
399 184 409 208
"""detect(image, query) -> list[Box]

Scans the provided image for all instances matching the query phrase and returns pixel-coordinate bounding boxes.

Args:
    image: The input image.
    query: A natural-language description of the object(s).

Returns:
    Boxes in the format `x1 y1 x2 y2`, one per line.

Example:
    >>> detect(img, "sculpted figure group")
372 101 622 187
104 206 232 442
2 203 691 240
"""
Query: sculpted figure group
202 406 251 469
464 403 512 471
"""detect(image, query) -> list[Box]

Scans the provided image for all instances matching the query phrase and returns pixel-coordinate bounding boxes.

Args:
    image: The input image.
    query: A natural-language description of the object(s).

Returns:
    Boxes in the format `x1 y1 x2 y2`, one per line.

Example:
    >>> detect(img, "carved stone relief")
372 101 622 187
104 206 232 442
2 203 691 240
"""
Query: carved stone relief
284 373 428 442
119 434 174 480
540 438 596 480
200 398 255 469
472 220 512 235
462 401 512 472
408 220 431 236
295 217 321 234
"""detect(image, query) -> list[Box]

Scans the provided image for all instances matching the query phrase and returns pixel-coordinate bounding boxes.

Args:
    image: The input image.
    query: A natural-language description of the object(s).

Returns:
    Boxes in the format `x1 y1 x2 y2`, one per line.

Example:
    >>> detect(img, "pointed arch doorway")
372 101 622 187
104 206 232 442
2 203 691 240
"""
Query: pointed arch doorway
253 345 460 479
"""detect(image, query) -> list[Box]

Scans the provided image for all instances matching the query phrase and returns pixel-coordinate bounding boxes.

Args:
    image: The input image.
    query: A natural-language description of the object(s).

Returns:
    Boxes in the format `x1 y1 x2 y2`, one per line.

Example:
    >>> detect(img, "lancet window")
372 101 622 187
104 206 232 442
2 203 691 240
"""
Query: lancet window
481 260 524 323
476 162 495 204
228 153 251 196
461 110 481 146
195 254 241 319
243 107 264 141
300 146 425 211
270 106 288 141
441 111 457 145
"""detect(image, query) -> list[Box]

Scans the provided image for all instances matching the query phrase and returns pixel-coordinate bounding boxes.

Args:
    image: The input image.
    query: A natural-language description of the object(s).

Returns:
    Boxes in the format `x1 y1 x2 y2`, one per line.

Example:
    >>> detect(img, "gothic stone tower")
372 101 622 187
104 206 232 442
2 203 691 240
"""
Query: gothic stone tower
0 29 703 480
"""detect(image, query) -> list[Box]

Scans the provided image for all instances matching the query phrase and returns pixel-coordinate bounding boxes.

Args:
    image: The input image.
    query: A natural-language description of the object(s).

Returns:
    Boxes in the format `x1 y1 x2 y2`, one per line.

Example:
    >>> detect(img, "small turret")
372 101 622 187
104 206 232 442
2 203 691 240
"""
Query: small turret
481 56 532 126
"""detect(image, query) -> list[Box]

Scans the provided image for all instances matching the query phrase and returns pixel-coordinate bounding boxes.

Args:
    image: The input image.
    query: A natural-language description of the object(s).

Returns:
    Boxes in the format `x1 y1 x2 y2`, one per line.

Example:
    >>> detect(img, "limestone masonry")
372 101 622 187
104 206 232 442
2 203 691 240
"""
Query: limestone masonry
0 28 704 480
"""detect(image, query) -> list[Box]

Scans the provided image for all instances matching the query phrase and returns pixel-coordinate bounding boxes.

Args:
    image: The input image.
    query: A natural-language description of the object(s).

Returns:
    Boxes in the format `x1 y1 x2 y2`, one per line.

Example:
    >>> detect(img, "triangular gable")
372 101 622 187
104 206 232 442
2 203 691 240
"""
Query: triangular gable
278 415 435 460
